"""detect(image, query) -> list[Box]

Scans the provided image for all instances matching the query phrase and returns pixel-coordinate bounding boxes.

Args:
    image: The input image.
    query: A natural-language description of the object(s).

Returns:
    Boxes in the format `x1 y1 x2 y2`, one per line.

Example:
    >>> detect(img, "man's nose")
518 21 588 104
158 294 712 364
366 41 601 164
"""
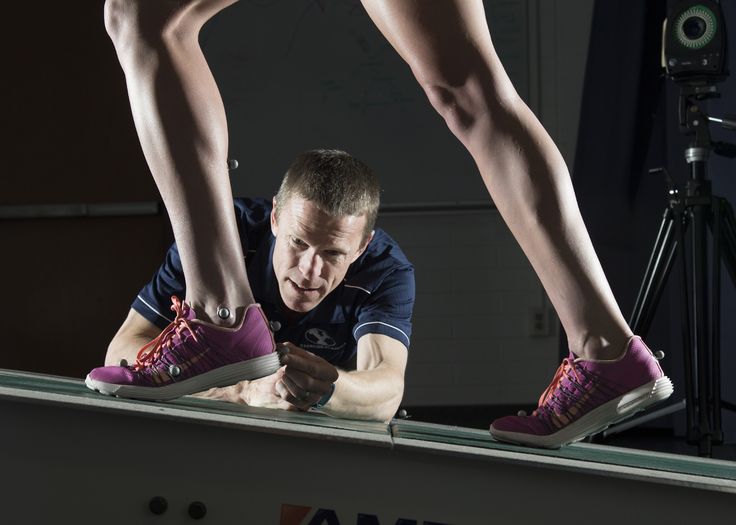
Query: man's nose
298 250 322 279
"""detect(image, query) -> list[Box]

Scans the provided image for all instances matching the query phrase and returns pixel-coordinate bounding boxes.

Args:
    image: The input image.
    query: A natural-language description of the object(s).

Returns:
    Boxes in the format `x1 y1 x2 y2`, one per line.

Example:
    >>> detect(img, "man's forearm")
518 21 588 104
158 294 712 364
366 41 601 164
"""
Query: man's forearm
104 334 152 366
105 309 163 366
319 364 404 423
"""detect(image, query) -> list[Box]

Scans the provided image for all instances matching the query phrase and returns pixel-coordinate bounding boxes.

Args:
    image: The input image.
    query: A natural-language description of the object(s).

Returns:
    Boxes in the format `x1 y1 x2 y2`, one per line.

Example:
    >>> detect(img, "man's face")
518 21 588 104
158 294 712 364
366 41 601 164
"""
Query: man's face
271 196 373 313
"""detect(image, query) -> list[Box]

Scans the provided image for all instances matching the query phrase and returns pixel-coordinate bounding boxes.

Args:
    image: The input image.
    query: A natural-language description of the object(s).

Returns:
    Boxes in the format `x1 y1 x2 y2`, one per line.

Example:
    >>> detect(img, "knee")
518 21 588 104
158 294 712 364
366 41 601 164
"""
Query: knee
412 57 517 145
420 75 489 144
103 0 198 54
103 0 127 44
104 0 145 48
424 83 473 133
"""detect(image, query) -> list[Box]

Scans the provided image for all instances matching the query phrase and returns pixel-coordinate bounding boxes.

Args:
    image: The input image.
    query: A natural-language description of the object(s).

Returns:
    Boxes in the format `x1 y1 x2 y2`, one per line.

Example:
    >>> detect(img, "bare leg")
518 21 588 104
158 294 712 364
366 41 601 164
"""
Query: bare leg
104 0 250 325
361 0 631 359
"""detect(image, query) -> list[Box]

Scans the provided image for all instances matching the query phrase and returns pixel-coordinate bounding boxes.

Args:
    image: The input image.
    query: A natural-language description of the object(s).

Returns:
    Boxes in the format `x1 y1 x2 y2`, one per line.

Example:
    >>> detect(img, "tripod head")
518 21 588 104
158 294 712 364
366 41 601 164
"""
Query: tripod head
677 84 735 158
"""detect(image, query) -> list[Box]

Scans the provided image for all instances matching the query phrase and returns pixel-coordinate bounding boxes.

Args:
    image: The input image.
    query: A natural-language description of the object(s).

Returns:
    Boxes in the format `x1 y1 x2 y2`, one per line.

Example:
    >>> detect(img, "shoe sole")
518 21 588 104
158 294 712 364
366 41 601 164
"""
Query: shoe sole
489 376 674 449
85 352 282 402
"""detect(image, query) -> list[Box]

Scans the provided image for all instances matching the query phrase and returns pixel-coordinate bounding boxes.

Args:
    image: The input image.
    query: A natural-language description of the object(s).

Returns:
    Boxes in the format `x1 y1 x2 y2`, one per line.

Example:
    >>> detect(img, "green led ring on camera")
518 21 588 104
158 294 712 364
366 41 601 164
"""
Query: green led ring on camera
675 5 717 49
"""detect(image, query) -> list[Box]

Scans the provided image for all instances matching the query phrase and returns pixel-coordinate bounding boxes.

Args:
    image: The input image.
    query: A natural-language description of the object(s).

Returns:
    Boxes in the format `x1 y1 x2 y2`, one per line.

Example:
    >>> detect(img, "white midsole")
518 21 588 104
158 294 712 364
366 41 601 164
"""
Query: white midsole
490 376 675 449
85 352 282 401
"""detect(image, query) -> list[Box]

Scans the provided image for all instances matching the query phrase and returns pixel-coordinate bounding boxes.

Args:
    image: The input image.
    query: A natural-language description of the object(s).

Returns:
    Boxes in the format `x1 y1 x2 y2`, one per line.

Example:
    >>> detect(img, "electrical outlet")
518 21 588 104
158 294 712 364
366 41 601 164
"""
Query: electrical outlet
529 307 550 337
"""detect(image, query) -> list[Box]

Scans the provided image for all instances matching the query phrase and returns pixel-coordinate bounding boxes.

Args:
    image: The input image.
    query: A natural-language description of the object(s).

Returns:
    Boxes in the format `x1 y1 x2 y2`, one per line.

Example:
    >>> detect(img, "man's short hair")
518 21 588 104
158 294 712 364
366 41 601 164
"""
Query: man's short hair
274 149 380 241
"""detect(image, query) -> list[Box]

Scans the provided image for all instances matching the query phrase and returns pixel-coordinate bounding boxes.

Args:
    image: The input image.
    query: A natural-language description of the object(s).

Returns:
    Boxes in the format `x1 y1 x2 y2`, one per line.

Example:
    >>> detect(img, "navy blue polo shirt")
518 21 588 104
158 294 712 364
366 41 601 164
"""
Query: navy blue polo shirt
132 198 415 369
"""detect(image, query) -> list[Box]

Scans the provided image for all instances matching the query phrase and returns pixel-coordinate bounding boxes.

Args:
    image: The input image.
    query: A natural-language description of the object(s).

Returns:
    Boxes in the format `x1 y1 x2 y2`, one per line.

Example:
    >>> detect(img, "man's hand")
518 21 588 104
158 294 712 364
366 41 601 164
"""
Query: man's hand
276 342 339 410
196 370 292 410
197 343 339 412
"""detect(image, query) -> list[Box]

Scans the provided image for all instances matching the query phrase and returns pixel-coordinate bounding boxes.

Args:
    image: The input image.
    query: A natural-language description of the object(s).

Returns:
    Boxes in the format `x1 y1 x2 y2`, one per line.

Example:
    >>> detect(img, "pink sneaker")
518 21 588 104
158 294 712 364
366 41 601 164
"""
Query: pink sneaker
490 336 674 448
85 296 281 401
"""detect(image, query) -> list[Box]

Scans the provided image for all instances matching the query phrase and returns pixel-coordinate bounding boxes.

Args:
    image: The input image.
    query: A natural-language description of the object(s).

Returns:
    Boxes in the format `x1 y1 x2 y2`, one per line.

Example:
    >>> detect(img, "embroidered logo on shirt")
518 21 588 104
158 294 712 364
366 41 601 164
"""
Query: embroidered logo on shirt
304 328 336 348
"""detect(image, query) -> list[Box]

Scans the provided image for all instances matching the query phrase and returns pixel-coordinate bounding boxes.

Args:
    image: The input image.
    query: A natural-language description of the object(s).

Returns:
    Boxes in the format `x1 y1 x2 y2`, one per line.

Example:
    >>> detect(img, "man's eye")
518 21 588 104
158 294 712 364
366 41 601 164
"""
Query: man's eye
291 237 307 247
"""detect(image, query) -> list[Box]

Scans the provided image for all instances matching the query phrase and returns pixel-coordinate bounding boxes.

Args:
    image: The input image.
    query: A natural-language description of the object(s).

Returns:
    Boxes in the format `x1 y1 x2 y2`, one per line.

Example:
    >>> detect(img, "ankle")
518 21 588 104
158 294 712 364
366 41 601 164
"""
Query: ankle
189 299 252 327
571 331 632 361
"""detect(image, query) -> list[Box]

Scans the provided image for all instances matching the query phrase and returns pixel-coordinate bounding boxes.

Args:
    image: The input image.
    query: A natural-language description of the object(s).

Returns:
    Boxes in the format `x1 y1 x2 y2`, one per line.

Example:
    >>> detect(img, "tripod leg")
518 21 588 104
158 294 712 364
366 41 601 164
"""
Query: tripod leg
720 199 736 286
692 199 712 457
630 208 678 335
676 206 697 445
710 198 723 444
716 199 736 415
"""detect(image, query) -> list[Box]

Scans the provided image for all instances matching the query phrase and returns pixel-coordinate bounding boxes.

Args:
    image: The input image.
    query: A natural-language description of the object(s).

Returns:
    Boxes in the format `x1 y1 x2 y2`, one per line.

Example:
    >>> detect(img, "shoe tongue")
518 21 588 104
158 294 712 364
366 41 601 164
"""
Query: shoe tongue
180 301 197 321
166 303 198 347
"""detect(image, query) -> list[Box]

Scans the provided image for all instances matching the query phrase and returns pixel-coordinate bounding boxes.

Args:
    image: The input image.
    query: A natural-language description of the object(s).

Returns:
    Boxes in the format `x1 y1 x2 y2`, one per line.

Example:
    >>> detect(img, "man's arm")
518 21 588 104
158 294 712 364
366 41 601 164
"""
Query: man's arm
105 309 162 366
324 333 408 423
278 333 408 423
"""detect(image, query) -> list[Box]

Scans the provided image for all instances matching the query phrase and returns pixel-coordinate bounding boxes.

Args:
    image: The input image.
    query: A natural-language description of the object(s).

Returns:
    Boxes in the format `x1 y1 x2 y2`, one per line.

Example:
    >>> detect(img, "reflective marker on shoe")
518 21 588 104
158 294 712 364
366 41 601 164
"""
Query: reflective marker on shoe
489 336 674 449
85 296 282 401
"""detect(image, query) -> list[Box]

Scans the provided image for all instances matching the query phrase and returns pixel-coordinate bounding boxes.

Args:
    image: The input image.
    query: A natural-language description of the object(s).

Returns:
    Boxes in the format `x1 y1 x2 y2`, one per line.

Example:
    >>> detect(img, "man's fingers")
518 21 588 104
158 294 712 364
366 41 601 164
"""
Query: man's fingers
278 375 316 409
275 343 337 410
280 348 339 382
283 367 332 397
282 374 316 402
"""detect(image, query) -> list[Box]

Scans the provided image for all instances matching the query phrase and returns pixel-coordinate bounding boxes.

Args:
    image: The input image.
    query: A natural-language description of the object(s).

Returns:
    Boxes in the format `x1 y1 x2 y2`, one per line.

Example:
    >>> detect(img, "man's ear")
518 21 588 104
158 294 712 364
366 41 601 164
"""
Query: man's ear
270 197 279 236
352 230 375 262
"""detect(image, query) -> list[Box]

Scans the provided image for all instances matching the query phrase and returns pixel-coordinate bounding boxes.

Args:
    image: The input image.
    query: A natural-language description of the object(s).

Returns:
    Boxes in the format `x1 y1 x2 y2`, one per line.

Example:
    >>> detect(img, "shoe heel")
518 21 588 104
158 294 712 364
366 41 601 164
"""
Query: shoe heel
618 376 674 414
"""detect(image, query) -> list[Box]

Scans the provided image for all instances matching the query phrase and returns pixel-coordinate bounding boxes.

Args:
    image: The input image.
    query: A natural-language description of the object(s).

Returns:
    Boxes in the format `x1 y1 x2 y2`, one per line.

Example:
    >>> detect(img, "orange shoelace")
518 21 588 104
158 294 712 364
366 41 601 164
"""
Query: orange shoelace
534 358 582 415
133 296 199 371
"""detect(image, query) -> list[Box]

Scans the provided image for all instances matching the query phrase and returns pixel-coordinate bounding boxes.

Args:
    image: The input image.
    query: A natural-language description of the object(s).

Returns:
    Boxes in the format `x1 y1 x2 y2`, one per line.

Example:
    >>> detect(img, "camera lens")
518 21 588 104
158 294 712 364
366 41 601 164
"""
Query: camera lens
682 16 707 40
674 6 717 49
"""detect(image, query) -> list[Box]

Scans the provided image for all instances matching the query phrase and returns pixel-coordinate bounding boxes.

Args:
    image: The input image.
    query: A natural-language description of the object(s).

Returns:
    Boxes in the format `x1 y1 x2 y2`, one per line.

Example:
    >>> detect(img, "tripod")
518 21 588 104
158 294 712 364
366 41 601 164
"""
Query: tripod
605 85 736 456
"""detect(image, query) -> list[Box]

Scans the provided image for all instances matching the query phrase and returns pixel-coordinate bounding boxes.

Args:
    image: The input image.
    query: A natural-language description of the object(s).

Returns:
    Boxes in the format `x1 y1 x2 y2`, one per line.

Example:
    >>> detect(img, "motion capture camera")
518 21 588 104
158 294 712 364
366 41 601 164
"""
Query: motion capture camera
663 0 728 84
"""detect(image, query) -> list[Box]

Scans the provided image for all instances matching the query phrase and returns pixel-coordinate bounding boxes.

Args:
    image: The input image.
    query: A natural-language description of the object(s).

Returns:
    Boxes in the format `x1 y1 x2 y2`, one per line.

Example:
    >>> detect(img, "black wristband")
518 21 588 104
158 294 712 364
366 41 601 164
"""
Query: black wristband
312 383 335 409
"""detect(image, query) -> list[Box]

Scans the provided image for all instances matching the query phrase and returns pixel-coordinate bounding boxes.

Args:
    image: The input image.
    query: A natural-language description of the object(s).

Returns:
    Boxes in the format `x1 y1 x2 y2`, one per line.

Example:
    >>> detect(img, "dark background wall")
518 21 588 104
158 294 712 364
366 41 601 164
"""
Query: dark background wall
2 2 172 377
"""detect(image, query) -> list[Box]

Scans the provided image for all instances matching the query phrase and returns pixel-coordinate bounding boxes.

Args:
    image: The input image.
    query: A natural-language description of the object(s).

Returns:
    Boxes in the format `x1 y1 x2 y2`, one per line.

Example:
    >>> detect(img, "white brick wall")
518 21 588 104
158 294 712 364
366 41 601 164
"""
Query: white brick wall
377 210 560 406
